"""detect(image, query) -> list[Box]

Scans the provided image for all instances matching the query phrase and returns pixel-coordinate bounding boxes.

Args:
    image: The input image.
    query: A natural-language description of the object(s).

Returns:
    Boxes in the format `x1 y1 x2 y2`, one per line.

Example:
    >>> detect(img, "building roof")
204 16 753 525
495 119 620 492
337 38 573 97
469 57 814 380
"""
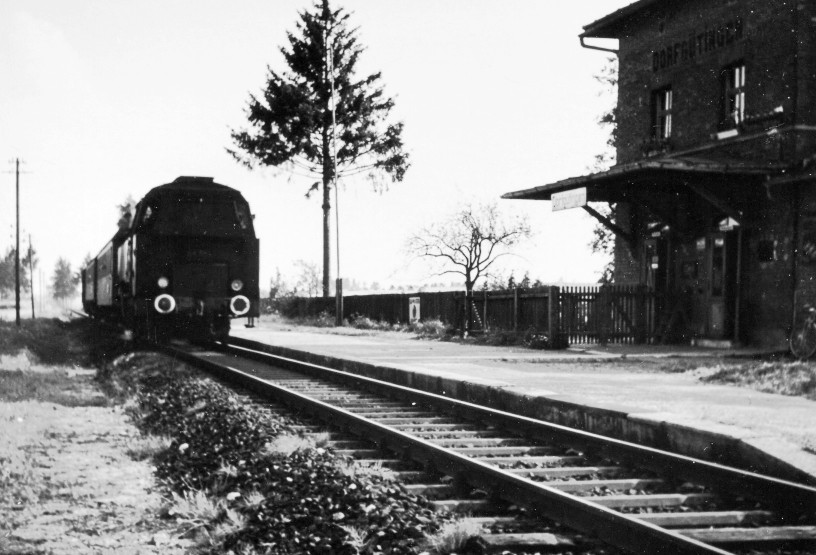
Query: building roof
501 157 785 202
582 0 666 39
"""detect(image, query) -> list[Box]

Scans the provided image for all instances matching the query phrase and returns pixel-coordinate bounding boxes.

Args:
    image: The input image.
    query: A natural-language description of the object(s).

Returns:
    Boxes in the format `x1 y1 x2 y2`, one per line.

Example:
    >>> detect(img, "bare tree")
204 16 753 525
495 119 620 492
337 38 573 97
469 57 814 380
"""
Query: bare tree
407 203 531 296
294 260 321 298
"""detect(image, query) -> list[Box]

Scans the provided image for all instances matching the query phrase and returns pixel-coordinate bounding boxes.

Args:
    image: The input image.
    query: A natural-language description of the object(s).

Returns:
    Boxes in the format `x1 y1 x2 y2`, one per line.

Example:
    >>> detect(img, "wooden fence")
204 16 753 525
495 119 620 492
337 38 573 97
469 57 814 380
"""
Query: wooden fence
557 284 656 345
271 284 657 346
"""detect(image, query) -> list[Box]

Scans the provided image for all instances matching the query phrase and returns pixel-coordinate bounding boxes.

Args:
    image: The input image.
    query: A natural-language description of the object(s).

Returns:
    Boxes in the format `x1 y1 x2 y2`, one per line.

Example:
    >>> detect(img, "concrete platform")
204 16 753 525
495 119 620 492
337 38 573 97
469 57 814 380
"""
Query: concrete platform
231 319 816 485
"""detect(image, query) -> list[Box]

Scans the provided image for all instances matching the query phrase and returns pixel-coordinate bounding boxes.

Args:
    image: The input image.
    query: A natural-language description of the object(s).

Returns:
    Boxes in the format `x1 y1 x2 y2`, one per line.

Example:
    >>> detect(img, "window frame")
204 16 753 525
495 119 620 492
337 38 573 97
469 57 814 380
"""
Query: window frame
720 61 746 129
651 86 673 140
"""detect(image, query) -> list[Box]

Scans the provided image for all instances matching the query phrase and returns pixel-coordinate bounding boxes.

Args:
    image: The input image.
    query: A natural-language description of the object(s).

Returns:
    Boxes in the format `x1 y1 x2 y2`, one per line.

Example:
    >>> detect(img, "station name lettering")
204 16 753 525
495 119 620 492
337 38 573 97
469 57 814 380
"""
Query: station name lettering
652 17 743 72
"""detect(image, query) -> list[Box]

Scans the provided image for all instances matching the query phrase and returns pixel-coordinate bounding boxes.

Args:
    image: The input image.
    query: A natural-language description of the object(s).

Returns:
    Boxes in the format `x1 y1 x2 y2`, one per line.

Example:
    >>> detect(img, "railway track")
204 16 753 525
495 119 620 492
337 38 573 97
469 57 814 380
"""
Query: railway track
161 339 816 555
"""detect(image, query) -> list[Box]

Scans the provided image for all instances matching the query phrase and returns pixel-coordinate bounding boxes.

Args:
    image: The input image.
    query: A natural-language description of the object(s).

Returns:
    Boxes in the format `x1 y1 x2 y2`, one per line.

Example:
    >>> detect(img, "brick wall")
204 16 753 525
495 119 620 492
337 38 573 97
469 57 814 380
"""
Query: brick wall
613 0 798 164
596 0 815 347
740 189 797 347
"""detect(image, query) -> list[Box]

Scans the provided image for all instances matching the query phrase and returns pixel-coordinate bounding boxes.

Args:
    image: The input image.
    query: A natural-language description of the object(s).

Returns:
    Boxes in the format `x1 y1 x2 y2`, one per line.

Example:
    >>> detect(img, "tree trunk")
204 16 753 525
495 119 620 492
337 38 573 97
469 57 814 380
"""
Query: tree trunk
322 118 333 298
322 174 331 298
464 280 473 335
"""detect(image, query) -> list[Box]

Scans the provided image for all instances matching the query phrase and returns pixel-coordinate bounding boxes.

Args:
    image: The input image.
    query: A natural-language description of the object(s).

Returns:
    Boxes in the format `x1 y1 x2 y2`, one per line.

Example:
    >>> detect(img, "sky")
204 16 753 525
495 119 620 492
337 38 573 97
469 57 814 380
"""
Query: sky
0 0 631 296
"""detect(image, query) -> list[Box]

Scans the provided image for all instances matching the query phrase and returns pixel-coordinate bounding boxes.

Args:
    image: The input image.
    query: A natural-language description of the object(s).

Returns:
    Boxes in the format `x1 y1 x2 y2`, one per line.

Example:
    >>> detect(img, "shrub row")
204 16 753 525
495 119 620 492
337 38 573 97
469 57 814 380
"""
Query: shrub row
103 353 449 554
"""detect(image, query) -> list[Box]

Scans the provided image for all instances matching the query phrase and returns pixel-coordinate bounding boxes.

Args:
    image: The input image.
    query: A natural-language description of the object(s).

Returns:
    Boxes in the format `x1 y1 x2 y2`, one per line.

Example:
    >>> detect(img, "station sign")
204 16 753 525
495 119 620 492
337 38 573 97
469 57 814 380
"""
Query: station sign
718 217 740 231
552 187 587 212
408 297 420 323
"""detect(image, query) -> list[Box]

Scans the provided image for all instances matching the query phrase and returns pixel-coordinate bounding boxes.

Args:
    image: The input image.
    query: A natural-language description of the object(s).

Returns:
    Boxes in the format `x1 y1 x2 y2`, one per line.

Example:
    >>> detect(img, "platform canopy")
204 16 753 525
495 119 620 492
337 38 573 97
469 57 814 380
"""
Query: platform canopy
502 156 784 204
502 156 789 247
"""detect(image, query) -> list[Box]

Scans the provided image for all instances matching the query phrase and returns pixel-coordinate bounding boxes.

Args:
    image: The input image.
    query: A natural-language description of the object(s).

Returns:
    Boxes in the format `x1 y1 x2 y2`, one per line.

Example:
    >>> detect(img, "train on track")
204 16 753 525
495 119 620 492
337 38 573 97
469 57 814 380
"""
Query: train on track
81 176 259 341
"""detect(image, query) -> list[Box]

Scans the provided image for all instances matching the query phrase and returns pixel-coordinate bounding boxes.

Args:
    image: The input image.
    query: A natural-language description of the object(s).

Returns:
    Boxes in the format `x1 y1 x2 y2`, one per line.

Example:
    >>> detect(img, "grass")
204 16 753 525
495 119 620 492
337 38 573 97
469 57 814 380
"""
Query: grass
0 319 93 366
0 317 124 406
0 369 107 406
0 451 39 506
699 360 816 400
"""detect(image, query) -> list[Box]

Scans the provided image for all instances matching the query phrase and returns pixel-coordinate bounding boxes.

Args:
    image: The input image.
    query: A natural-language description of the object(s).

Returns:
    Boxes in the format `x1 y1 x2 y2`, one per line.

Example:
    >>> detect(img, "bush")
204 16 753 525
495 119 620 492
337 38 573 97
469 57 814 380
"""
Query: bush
409 319 451 339
347 314 398 331
523 328 552 350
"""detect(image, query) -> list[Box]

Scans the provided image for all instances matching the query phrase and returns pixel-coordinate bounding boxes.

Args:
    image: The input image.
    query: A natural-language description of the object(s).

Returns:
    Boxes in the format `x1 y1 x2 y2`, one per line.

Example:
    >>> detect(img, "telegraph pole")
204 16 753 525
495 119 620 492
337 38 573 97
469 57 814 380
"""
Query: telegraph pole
28 234 35 319
326 25 343 326
14 158 20 327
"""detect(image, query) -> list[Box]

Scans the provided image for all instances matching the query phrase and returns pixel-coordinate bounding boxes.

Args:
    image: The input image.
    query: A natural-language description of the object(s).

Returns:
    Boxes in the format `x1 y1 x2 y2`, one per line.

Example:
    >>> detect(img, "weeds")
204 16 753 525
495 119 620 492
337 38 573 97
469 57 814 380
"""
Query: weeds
337 458 397 482
409 319 451 338
420 519 484 554
340 525 370 553
163 487 248 548
126 434 172 461
239 490 266 511
699 360 816 400
262 433 319 456
164 489 240 546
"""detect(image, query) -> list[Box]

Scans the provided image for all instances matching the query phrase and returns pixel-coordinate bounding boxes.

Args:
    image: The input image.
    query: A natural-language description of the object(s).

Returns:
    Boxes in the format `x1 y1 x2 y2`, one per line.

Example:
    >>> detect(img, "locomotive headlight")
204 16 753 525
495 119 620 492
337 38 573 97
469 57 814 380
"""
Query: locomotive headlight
157 276 169 289
230 295 250 316
230 279 244 292
154 294 176 314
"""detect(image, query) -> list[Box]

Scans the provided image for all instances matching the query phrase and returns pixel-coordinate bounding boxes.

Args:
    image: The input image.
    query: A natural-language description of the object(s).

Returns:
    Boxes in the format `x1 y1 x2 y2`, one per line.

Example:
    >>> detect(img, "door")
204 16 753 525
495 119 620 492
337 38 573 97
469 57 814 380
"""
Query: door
708 234 727 338
707 231 738 339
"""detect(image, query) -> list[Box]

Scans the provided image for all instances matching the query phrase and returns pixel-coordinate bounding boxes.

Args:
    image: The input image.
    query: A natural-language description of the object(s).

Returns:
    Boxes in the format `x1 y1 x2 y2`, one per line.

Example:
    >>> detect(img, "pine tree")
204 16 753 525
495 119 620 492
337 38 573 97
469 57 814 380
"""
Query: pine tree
229 0 409 297
0 248 29 297
52 258 77 302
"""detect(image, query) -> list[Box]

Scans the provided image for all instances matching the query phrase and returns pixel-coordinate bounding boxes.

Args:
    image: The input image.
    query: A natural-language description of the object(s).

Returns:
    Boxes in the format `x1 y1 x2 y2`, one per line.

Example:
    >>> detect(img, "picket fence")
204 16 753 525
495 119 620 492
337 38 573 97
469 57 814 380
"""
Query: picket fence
271 284 657 346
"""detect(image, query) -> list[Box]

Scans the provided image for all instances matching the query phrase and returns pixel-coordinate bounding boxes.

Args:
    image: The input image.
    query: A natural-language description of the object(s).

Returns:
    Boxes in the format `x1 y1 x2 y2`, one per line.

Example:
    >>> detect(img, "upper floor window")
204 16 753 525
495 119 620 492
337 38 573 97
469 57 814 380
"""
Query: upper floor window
651 87 673 139
721 63 746 128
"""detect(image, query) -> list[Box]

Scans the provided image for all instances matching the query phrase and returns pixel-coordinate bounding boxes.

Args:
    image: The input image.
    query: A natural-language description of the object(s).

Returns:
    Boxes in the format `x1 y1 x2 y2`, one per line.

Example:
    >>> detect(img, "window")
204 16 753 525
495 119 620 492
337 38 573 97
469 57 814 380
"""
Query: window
721 63 746 128
651 87 673 139
757 239 776 263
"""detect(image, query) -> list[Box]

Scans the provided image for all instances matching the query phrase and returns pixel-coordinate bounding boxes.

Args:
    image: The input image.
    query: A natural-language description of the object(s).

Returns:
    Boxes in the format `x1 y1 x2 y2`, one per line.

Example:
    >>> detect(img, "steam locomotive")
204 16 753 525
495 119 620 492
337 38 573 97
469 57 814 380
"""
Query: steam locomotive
81 176 259 341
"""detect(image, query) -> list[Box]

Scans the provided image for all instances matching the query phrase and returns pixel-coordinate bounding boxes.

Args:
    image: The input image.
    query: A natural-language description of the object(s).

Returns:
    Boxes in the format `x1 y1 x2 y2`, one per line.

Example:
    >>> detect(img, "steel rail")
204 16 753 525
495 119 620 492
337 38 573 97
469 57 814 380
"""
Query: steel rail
222 337 816 517
165 343 751 555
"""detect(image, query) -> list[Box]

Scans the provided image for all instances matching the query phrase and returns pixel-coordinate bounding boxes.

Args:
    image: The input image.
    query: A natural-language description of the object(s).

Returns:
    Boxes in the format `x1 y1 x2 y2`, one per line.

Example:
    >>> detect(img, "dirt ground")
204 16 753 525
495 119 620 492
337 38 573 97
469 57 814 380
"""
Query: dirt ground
0 359 190 554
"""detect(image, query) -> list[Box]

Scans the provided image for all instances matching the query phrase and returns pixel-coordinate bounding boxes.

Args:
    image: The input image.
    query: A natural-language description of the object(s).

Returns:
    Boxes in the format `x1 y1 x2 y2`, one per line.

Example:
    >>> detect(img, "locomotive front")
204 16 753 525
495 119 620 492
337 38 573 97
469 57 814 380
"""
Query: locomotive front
129 177 259 340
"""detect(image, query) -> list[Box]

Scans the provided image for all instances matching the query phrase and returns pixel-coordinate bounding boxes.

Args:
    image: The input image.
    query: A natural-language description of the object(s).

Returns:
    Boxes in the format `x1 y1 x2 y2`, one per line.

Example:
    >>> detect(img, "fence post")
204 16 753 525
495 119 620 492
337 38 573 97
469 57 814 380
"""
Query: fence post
483 289 488 331
513 287 519 333
635 284 647 344
335 278 343 326
548 285 561 347
464 291 471 335
598 285 608 346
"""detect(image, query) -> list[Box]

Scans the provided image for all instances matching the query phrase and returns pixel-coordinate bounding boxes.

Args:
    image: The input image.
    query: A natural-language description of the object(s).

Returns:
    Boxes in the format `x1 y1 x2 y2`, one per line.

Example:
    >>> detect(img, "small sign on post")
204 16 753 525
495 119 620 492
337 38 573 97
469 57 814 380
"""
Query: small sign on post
552 187 587 211
408 297 420 324
718 217 739 232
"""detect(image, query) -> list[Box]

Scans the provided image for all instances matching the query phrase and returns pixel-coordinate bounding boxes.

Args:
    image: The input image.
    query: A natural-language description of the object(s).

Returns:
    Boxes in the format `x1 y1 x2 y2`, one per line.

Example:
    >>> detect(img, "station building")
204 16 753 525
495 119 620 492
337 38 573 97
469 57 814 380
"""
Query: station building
504 0 816 348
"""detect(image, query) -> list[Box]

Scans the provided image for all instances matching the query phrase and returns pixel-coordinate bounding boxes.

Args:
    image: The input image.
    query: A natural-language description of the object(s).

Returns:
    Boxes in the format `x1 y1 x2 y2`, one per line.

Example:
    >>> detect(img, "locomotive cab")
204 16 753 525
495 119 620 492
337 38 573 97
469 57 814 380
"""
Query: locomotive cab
100 176 260 342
